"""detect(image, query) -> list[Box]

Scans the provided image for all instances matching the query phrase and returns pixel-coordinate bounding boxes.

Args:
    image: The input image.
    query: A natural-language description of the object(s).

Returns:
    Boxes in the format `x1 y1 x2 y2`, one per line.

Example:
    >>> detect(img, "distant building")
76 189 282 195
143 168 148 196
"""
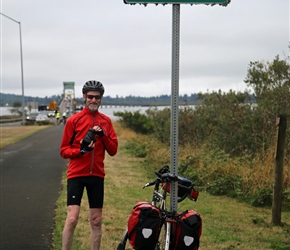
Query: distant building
27 101 38 111
63 82 76 113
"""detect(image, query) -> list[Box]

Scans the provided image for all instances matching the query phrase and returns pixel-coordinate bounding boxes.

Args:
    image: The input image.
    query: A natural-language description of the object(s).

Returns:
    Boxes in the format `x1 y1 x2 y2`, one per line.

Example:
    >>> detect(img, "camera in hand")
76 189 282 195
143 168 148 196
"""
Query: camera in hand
81 128 97 153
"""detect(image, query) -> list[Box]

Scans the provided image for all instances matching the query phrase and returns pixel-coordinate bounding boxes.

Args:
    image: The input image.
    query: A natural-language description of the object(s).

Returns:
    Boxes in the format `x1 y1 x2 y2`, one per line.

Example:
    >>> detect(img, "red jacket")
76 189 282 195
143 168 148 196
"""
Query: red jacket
60 106 118 179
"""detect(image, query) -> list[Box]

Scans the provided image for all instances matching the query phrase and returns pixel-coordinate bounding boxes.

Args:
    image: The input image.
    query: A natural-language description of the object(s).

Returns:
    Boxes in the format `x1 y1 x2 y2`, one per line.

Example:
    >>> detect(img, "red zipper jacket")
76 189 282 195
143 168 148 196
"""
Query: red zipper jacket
60 106 118 179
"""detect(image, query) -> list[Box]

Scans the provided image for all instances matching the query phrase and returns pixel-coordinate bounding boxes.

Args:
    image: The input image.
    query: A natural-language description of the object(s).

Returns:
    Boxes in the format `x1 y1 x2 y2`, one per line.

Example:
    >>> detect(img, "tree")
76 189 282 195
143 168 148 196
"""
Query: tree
8 101 22 116
12 101 22 108
192 90 254 156
244 55 290 117
244 55 290 155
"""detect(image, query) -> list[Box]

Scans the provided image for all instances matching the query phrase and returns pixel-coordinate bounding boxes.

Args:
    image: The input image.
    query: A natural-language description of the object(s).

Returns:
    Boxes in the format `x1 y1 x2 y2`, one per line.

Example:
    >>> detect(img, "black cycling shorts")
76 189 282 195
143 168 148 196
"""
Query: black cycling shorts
67 176 104 208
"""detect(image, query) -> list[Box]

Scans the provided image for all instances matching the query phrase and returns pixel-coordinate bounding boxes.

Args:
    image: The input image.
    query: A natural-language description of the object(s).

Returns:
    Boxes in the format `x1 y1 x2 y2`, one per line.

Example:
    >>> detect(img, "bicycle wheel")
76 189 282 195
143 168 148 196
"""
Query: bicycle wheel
155 223 167 250
117 228 128 250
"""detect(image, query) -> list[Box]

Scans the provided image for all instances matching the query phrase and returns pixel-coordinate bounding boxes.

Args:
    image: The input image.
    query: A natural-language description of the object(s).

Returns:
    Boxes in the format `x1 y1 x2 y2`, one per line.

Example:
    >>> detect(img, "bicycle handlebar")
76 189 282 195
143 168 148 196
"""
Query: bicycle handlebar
143 165 199 202
143 180 156 189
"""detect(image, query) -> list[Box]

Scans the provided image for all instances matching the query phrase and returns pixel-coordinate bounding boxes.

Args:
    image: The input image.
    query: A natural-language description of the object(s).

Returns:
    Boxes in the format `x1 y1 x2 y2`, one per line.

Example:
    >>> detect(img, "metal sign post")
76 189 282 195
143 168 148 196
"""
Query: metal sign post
170 4 180 212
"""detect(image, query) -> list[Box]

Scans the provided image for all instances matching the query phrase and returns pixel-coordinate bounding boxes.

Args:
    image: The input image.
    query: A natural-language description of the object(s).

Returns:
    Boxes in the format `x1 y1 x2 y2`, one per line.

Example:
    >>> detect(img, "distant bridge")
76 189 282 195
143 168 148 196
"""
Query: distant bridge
101 103 169 107
97 103 189 108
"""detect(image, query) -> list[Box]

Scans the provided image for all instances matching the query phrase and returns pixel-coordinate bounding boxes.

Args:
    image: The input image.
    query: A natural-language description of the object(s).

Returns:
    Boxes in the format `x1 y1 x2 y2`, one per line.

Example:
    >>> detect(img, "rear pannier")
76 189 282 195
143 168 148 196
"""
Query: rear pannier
174 210 202 250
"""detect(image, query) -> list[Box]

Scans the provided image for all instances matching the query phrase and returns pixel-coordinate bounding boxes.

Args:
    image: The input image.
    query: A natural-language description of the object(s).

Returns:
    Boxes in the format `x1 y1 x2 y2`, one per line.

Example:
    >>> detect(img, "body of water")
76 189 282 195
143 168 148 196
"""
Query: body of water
0 107 38 116
1 105 195 121
99 105 167 121
0 107 17 116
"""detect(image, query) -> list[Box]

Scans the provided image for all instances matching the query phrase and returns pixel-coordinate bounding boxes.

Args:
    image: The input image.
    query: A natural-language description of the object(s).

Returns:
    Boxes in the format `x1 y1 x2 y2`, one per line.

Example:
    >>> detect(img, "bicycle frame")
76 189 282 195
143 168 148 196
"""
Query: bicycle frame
151 180 169 250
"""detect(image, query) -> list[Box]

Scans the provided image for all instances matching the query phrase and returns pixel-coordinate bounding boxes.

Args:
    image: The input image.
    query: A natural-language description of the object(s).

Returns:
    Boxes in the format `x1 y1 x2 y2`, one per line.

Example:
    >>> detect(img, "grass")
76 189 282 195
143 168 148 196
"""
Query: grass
0 125 50 148
51 122 290 250
2 122 290 249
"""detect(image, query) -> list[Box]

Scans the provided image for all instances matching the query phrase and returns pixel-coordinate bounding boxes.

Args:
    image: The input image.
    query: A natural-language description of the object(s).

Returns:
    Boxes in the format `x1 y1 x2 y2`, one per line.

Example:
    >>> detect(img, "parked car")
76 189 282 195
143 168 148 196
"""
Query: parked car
39 110 53 118
36 114 49 122
47 111 55 117
26 113 39 121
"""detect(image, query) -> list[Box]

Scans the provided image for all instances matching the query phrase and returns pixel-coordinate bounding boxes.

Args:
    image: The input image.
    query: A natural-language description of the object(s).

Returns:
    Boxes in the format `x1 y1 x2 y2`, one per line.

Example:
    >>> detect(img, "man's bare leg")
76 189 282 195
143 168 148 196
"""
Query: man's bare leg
62 205 80 250
90 208 102 250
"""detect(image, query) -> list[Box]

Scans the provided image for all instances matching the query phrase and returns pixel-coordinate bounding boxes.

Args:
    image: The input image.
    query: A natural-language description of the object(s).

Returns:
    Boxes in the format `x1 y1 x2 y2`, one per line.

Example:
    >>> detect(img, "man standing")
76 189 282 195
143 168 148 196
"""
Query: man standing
60 80 118 250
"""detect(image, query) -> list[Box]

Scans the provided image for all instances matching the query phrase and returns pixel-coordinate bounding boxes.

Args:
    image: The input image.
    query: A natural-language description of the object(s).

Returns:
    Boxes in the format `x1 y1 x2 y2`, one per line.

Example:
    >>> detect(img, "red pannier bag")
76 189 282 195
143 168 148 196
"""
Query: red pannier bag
174 210 202 250
128 201 161 250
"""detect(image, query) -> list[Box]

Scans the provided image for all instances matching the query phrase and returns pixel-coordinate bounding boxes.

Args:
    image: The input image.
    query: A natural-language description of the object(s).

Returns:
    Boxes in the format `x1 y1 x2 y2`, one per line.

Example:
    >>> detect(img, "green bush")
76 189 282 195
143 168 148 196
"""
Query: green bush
206 176 242 197
250 187 273 207
114 110 154 134
179 155 204 187
146 107 171 145
25 120 36 125
283 188 290 206
36 120 51 126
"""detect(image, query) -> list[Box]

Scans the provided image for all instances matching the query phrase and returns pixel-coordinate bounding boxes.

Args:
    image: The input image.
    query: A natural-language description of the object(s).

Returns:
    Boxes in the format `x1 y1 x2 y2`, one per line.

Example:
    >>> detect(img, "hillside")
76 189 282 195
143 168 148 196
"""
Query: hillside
0 92 199 107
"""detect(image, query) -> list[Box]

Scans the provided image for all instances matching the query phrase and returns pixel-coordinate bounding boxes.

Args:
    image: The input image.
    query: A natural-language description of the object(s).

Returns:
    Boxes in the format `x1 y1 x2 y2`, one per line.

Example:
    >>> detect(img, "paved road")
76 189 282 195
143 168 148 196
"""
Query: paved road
0 125 67 250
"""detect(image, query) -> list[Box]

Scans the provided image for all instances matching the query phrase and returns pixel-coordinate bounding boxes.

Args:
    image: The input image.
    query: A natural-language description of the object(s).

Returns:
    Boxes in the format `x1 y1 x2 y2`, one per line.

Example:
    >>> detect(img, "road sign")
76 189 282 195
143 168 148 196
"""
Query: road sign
124 0 230 5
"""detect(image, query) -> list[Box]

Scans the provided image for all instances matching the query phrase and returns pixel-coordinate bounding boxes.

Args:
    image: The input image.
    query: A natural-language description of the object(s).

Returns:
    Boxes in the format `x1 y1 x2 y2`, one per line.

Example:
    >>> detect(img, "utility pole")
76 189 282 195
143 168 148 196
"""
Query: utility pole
1 12 25 125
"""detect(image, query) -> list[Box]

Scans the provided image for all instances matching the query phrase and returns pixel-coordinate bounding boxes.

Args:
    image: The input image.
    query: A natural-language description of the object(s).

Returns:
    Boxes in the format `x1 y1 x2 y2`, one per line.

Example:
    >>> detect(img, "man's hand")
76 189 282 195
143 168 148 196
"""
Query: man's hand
80 139 95 154
93 126 104 137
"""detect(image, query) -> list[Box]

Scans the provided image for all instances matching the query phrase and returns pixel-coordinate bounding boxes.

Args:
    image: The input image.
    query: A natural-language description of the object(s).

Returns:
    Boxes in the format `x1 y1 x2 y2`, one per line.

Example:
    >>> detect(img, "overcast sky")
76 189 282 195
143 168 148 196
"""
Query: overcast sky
1 0 289 99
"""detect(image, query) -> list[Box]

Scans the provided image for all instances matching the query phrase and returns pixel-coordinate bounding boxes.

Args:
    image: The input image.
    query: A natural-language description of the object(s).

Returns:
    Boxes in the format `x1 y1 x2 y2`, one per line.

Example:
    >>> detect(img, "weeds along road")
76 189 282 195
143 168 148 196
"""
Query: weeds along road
0 125 67 250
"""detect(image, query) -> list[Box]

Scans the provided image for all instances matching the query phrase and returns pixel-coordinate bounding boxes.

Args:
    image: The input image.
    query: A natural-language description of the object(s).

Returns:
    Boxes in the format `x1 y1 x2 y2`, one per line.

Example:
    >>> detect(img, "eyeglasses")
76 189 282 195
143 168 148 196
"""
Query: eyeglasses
86 95 102 100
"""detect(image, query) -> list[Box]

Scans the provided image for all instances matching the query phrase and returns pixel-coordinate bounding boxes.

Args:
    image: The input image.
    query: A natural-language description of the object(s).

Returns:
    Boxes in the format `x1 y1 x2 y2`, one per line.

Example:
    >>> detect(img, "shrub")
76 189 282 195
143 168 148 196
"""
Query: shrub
179 155 204 187
283 188 290 206
114 110 154 134
25 120 36 125
206 176 242 197
250 187 273 207
146 107 171 144
36 120 51 126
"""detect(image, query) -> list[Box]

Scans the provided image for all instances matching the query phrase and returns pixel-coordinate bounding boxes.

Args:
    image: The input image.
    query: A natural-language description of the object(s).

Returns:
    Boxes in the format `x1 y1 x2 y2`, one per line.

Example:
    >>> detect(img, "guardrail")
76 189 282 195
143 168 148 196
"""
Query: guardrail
0 118 22 124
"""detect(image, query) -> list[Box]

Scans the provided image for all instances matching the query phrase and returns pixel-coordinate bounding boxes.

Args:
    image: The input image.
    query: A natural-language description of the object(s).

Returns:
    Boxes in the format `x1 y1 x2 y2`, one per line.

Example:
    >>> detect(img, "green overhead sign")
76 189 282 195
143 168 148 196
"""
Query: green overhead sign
124 0 230 4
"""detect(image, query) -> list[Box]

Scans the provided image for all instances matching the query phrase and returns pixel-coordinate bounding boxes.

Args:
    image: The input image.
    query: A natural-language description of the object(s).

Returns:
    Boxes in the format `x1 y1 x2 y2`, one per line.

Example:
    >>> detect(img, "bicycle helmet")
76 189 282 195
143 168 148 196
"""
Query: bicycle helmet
82 80 105 95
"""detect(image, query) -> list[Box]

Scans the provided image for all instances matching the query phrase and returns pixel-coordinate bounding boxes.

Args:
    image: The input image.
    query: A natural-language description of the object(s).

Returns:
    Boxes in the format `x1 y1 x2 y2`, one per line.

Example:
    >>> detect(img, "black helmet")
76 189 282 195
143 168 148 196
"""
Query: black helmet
82 80 105 95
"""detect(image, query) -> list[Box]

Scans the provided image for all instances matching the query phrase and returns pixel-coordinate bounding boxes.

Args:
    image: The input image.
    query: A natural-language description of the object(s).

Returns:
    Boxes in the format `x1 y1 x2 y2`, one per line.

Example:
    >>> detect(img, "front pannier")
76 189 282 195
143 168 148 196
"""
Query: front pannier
128 201 161 250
